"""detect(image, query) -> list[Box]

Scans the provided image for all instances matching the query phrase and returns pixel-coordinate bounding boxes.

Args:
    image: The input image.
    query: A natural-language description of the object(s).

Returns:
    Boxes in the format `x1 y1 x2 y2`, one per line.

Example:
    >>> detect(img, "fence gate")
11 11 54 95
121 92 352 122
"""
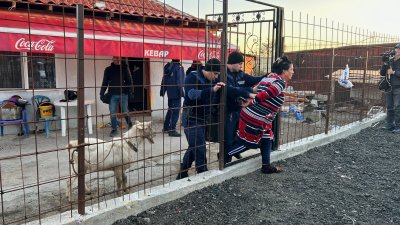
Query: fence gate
205 1 284 166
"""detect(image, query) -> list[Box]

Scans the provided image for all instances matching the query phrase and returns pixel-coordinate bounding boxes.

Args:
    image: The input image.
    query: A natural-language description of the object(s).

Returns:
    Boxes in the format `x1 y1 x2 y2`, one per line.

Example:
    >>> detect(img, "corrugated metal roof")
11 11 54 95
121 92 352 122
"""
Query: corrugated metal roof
13 0 203 22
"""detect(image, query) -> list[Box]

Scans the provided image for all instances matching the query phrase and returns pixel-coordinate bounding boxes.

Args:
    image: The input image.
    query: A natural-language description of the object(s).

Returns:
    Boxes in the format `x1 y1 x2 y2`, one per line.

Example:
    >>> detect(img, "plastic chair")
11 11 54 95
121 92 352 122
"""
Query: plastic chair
32 95 60 138
0 101 29 137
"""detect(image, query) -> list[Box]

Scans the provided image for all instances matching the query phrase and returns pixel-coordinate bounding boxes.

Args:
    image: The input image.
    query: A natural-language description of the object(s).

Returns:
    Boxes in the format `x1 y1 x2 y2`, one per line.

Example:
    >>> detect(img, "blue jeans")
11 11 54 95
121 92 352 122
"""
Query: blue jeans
163 98 181 131
181 113 208 173
109 94 131 130
385 87 400 129
228 138 273 165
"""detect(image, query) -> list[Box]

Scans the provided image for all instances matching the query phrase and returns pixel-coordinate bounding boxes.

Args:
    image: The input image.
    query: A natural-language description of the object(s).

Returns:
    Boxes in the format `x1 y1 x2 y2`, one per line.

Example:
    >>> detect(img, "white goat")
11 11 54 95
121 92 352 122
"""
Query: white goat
66 121 154 202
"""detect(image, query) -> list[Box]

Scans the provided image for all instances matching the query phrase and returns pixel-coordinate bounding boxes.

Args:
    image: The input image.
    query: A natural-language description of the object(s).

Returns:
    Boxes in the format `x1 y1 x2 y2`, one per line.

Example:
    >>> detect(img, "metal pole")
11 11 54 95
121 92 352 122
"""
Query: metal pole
325 48 335 134
360 50 368 120
76 4 85 215
219 0 228 169
273 7 284 150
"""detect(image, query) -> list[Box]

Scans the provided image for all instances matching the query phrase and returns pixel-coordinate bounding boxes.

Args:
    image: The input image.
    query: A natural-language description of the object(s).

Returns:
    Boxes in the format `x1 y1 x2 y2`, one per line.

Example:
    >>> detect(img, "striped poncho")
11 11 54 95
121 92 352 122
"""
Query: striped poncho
237 73 286 148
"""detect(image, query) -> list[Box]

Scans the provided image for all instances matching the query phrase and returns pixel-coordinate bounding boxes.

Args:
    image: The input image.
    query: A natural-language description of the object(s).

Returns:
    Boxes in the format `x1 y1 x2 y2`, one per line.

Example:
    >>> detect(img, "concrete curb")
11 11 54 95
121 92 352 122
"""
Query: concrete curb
28 113 385 225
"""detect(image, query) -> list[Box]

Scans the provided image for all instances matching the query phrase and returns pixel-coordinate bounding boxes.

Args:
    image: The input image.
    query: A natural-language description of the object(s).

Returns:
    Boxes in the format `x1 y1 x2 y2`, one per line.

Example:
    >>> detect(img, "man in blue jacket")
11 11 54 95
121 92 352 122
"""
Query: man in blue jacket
160 59 185 137
223 51 262 162
177 58 225 179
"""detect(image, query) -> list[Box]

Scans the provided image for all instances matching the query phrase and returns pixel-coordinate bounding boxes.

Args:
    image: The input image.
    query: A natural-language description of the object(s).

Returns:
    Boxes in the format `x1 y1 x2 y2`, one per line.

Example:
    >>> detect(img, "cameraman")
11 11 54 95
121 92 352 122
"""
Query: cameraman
380 43 400 133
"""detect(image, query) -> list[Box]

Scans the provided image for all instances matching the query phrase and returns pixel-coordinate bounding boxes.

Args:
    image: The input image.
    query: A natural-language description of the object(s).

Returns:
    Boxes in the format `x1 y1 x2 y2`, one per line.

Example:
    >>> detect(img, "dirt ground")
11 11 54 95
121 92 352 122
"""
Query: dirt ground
113 122 400 225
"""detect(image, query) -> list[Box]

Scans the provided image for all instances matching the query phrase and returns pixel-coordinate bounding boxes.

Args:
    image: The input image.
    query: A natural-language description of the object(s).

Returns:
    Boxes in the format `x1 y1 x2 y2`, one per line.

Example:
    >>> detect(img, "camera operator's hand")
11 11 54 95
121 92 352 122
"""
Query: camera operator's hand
387 67 395 75
380 64 390 76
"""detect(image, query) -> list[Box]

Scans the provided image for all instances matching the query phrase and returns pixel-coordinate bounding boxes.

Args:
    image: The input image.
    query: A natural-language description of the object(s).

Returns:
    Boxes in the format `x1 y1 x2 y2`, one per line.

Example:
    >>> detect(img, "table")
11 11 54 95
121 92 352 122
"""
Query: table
54 100 94 136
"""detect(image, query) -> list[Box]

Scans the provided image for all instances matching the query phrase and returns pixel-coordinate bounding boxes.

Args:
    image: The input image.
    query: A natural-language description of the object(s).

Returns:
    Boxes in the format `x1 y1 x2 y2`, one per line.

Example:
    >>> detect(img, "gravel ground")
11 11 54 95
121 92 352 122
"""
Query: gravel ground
113 124 400 225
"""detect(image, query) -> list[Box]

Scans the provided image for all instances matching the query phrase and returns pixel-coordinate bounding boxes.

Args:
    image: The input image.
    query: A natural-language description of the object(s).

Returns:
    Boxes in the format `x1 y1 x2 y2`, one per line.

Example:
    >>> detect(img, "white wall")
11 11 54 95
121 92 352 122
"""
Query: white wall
0 54 111 134
149 59 192 123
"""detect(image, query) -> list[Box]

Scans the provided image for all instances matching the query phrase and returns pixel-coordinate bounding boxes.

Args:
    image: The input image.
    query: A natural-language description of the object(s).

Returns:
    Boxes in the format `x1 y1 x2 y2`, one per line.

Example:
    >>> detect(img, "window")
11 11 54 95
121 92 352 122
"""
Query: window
28 53 56 89
0 52 22 89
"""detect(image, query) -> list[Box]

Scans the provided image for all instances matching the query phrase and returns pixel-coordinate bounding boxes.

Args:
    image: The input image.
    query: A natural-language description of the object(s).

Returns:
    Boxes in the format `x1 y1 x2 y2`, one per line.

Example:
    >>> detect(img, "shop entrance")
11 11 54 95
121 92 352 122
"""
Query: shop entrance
126 58 150 112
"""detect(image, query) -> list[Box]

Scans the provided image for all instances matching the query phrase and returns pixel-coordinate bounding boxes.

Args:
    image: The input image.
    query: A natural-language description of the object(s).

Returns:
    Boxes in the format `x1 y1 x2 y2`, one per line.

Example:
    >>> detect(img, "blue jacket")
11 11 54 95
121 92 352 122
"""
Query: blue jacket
226 70 263 112
183 70 218 120
160 62 185 99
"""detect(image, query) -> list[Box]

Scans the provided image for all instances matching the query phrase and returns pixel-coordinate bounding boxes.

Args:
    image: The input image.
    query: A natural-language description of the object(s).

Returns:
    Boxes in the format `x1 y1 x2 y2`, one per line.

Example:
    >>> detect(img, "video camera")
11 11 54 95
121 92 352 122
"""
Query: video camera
381 49 395 64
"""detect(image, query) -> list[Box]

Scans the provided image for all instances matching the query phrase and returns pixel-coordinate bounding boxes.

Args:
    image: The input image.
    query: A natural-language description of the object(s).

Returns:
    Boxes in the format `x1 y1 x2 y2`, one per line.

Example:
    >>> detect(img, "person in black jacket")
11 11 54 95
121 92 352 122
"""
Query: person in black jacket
160 59 185 137
380 43 400 133
185 60 203 76
223 51 262 162
100 56 133 137
176 58 225 179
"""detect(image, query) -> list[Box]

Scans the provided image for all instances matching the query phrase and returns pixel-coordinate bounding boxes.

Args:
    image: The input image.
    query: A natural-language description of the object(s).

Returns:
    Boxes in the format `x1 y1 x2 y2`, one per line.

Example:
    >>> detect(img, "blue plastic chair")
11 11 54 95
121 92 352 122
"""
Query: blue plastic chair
0 101 29 137
32 95 60 138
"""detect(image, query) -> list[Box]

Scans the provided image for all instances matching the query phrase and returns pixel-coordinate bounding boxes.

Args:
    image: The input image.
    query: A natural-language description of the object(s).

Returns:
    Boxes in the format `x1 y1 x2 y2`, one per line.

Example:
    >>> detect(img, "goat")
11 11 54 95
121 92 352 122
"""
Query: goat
66 120 154 202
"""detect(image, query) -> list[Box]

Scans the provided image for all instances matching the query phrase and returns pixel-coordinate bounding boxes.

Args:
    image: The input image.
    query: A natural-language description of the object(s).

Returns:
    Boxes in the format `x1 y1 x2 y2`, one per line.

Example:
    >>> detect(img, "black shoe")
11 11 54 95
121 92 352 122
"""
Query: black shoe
233 153 243 159
261 164 283 174
162 128 169 133
176 171 189 180
110 130 119 137
168 130 181 137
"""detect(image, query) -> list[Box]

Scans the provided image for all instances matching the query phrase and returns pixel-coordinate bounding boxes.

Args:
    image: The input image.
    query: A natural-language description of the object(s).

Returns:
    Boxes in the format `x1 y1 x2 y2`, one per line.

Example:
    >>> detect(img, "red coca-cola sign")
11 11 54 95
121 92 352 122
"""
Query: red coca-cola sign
197 49 221 60
15 38 55 52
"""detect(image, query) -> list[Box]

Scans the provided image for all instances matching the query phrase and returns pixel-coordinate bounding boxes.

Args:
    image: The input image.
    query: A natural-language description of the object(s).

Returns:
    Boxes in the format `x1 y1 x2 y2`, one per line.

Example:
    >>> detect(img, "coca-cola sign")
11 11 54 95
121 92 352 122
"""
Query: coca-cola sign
197 50 220 60
15 38 55 52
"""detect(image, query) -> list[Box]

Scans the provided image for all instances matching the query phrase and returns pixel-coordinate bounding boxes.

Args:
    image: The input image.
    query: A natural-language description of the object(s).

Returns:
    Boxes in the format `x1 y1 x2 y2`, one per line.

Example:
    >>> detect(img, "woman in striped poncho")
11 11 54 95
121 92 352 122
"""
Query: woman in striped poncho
227 56 294 174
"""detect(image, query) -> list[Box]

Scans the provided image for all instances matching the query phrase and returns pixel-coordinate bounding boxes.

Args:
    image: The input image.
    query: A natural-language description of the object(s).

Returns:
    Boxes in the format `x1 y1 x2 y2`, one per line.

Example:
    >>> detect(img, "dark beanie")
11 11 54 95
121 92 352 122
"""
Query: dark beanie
204 58 221 72
395 43 400 49
227 51 244 64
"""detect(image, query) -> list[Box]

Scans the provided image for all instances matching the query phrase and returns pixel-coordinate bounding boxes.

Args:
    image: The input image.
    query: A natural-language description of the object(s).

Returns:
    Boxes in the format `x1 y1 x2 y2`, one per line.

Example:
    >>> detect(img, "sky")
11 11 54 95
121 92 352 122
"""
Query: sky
164 0 400 36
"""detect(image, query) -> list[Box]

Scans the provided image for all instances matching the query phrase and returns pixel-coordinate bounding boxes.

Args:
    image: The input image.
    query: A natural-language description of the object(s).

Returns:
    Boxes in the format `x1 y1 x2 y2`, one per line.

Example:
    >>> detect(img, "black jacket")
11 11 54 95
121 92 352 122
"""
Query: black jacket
226 70 263 112
100 63 132 96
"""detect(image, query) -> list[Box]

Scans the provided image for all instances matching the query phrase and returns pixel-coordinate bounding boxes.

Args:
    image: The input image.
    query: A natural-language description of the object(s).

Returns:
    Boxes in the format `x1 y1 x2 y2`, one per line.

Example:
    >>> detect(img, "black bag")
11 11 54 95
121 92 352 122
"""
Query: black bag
61 90 78 102
378 75 392 92
100 92 112 104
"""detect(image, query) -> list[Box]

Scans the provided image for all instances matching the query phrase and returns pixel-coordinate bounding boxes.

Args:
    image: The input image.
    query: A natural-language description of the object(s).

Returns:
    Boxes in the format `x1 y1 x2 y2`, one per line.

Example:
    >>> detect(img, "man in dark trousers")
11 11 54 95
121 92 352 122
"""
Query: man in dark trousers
223 51 262 162
160 59 185 137
100 56 133 137
177 58 225 179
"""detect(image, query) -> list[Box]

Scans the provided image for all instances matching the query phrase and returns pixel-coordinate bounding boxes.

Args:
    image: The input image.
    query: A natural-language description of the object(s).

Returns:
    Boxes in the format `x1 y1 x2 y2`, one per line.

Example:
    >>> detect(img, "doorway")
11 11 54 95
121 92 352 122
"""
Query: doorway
126 58 150 112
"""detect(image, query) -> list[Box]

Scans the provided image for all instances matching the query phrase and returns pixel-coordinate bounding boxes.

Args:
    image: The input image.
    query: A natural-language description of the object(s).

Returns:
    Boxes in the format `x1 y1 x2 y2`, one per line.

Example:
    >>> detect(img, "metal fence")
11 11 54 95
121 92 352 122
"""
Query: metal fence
0 0 399 224
280 11 400 145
